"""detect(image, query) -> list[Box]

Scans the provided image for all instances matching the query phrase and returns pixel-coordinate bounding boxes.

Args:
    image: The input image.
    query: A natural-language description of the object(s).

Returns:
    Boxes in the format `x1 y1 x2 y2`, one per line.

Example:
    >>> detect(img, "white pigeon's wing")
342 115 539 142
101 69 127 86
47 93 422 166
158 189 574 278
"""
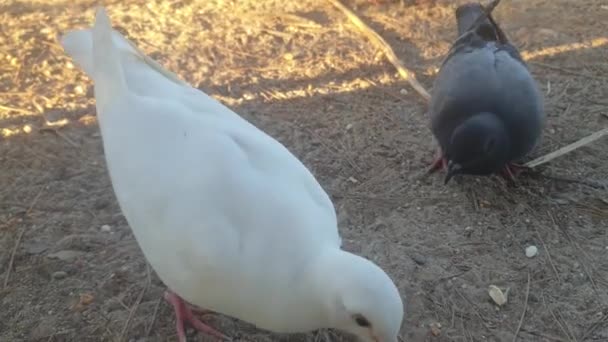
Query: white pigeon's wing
61 28 186 86
99 94 342 319
80 10 342 326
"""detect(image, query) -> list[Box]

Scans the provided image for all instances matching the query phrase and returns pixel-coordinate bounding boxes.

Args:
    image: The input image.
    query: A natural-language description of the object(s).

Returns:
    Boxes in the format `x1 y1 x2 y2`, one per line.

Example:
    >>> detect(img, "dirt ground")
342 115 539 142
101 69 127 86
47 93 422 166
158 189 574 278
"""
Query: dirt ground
1 0 607 341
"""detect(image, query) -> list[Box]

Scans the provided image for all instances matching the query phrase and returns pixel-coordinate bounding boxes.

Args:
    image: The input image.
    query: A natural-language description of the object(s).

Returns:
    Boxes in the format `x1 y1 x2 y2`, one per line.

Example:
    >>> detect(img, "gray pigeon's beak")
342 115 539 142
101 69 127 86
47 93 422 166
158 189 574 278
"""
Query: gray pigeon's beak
444 161 462 184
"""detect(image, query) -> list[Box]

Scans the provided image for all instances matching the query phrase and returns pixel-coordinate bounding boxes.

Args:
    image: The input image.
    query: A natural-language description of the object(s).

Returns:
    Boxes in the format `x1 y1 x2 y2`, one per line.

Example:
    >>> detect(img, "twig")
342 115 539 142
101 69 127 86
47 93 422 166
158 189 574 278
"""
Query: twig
520 328 568 342
146 298 162 336
3 227 26 289
548 212 599 293
455 289 494 331
580 312 608 341
525 127 608 168
39 127 79 148
513 272 531 342
530 171 606 190
533 226 562 284
325 0 431 102
556 310 578 342
26 186 45 215
3 187 44 289
0 104 32 115
117 265 151 342
545 297 575 342
530 62 604 80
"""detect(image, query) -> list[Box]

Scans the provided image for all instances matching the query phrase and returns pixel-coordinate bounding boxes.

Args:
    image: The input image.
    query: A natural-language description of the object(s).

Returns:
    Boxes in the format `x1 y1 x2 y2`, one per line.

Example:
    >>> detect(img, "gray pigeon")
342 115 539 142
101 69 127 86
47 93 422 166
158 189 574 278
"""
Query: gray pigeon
428 1 545 184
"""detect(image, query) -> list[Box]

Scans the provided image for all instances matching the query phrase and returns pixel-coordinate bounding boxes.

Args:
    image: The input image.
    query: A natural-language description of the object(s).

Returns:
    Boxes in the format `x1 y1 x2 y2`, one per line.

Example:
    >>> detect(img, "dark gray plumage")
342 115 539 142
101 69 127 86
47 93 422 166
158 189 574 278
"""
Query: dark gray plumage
428 2 545 184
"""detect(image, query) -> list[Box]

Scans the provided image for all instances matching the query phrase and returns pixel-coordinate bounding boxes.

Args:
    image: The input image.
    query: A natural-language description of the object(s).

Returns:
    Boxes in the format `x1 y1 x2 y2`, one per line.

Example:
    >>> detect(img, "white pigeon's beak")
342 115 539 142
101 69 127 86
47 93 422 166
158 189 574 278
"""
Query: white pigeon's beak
369 332 394 342
372 336 397 342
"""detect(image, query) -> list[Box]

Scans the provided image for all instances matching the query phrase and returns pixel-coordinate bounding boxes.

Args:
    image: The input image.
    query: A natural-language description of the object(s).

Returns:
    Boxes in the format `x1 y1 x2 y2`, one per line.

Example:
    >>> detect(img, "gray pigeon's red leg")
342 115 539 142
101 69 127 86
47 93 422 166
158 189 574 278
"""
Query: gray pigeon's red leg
499 162 530 181
428 149 447 173
164 290 229 342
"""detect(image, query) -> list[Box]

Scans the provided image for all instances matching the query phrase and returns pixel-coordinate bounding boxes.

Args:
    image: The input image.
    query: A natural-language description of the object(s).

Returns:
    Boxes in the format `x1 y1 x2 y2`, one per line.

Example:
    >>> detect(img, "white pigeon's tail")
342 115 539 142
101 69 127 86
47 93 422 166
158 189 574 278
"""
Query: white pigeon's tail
90 8 128 107
61 22 186 87
61 29 133 78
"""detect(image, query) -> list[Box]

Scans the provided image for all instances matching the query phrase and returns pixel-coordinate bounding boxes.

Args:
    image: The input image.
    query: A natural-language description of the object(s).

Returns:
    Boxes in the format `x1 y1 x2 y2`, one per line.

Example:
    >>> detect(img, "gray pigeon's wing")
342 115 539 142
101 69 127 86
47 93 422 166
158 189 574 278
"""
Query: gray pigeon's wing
430 45 544 160
491 49 545 159
430 47 502 149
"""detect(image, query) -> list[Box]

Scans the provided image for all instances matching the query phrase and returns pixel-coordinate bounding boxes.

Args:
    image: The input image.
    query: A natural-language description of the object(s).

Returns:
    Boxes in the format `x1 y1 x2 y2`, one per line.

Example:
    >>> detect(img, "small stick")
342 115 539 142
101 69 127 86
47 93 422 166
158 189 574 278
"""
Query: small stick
546 300 574 342
3 227 26 289
531 172 606 190
580 312 608 341
0 104 32 115
525 127 608 168
117 265 151 342
325 0 431 102
146 298 162 336
533 226 562 284
3 187 44 288
117 286 146 342
513 272 531 342
40 128 79 148
530 62 603 80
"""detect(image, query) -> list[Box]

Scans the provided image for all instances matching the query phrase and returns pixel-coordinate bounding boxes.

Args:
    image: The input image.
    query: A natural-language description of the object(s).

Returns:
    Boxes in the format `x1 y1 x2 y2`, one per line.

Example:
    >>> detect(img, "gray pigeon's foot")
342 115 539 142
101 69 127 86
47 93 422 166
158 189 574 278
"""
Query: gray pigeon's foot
499 163 530 181
428 150 448 173
164 290 229 342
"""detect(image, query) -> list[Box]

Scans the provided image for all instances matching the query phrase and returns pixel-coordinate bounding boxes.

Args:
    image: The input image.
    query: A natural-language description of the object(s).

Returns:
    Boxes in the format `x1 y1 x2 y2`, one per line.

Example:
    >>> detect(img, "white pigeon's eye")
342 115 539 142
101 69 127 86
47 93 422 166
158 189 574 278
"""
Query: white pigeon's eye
353 314 371 327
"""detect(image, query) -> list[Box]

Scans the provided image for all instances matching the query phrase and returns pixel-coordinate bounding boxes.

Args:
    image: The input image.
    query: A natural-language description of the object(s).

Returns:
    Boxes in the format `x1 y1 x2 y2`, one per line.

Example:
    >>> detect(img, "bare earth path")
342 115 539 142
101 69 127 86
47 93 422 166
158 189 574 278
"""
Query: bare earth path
1 0 607 341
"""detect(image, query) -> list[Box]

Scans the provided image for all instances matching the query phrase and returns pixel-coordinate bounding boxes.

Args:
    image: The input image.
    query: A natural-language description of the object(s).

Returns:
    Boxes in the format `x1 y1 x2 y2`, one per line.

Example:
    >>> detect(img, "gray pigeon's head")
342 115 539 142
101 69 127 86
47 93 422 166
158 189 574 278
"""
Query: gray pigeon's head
444 112 510 184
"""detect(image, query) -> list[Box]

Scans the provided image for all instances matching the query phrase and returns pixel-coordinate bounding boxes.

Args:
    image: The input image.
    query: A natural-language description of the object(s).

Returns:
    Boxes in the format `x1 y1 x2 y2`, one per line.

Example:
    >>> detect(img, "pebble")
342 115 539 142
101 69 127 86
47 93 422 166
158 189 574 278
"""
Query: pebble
488 285 508 306
31 317 57 339
24 241 49 255
429 322 441 336
100 224 112 232
74 85 85 94
525 245 538 258
47 250 85 261
52 271 68 280
411 253 427 265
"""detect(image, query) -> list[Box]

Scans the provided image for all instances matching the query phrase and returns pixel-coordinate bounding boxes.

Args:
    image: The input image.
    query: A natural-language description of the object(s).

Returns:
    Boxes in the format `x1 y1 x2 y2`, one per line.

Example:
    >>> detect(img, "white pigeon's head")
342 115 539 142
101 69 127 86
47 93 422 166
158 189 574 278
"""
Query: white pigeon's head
322 251 404 342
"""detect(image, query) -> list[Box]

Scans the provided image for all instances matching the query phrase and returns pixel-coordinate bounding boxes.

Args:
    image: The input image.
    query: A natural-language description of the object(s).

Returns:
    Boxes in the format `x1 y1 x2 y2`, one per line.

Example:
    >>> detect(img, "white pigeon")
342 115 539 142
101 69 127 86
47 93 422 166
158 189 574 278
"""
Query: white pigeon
61 8 404 342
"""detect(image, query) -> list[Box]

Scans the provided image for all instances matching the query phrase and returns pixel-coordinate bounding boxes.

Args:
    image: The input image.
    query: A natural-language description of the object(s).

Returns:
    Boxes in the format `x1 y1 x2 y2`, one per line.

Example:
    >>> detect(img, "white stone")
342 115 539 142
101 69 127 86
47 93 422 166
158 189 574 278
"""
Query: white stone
525 245 538 258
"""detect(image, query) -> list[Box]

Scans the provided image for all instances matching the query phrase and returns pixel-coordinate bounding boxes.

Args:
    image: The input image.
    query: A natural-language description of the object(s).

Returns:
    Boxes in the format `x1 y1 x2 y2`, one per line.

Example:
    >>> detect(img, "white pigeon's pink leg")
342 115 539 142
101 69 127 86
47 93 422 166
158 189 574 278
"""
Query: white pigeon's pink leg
163 290 229 342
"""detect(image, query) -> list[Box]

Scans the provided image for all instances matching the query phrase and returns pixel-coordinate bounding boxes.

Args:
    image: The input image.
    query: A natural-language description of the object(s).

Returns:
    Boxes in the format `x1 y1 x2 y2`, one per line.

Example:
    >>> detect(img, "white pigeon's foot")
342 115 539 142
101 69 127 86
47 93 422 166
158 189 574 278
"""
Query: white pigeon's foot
164 290 230 342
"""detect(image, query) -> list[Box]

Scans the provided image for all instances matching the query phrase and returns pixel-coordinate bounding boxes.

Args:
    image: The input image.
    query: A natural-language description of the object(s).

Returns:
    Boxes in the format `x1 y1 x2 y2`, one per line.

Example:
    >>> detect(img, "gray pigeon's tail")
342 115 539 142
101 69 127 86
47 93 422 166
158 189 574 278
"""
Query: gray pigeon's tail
455 3 490 36
455 2 509 43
